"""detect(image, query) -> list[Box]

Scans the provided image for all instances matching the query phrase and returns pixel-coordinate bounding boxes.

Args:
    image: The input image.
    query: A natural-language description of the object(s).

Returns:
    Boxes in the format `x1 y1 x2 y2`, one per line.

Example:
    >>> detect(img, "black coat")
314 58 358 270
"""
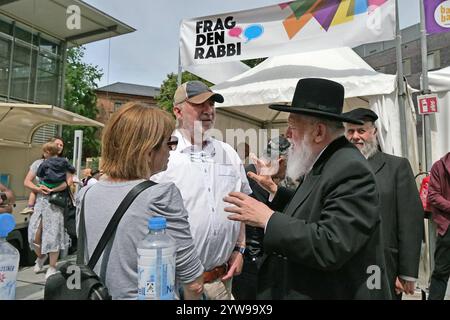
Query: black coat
257 136 391 300
243 164 269 261
368 151 424 297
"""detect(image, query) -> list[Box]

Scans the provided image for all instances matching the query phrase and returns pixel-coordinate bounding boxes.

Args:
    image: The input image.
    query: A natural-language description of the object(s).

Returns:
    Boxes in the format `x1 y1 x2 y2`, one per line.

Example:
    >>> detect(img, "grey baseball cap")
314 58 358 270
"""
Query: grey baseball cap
265 136 291 158
174 80 224 105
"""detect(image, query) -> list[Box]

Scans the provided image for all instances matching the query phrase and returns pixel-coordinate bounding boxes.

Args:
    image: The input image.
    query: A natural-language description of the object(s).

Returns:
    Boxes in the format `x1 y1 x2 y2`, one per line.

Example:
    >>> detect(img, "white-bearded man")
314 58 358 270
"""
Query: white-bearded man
342 108 424 299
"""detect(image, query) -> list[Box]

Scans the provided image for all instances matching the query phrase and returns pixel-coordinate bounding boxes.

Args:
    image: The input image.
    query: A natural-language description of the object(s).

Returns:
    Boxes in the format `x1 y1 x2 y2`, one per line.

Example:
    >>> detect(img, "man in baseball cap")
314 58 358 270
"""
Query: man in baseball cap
174 80 224 106
152 80 252 300
172 80 224 141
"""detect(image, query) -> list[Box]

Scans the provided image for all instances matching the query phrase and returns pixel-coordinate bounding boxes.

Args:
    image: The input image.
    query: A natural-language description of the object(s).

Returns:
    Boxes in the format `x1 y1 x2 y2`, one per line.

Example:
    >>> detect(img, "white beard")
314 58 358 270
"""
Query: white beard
286 137 317 181
359 137 379 159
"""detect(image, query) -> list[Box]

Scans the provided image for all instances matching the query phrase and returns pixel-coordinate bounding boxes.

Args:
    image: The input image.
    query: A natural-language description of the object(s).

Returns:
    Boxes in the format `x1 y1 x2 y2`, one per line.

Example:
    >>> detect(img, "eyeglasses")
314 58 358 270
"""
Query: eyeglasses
167 136 178 151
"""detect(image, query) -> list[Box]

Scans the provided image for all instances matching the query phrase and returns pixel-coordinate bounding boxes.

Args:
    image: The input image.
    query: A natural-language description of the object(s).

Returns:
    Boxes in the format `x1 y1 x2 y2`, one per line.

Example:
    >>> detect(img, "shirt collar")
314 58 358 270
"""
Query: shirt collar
174 129 215 156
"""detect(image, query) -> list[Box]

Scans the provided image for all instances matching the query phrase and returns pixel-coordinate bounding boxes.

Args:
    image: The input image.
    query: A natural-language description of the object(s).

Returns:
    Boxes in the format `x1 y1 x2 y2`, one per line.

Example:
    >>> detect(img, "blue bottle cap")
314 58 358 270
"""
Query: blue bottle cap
0 213 16 237
148 216 166 230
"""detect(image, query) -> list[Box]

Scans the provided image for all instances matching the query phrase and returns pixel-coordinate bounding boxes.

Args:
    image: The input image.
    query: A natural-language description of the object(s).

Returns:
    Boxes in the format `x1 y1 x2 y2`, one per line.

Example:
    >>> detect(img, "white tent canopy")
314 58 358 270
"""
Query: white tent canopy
212 47 419 169
0 103 104 147
427 66 450 162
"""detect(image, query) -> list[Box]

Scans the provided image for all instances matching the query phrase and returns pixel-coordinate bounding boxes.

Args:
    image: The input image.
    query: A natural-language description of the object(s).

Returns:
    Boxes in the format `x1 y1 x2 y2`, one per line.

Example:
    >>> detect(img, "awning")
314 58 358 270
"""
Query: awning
0 102 104 147
212 47 397 125
0 0 135 46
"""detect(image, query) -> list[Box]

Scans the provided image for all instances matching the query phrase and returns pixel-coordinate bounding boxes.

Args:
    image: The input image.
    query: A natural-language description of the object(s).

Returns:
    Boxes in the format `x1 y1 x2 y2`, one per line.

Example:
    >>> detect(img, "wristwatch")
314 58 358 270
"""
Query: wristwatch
234 246 246 255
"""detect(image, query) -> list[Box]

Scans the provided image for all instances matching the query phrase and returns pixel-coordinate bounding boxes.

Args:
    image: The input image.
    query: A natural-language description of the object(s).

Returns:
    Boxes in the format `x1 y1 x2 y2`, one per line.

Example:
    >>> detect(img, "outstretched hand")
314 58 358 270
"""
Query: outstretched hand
224 192 274 228
248 154 279 194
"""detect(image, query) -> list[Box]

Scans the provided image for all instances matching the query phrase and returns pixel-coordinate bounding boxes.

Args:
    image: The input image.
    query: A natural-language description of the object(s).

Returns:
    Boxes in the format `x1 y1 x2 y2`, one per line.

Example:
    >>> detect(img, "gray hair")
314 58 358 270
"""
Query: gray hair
302 115 345 137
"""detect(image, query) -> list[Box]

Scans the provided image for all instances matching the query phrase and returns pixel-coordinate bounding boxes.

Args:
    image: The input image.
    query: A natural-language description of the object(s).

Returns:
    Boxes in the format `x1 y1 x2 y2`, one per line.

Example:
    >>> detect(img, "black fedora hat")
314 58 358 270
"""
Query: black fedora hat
269 78 363 125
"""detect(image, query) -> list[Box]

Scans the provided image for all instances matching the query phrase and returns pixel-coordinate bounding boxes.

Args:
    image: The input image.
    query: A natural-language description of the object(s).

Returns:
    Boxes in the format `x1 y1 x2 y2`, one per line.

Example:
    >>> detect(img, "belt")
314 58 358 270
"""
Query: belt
203 264 227 283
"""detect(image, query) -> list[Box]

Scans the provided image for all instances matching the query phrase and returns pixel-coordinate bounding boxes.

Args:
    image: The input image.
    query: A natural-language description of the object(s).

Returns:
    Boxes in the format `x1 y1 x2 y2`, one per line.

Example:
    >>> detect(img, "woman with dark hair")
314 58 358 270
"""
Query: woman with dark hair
24 136 71 279
21 137 66 215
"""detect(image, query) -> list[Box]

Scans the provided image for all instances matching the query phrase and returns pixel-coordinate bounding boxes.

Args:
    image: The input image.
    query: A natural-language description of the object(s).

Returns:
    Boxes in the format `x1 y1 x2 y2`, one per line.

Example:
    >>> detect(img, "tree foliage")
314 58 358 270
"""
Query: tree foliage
156 72 211 114
241 58 266 68
156 59 265 114
62 47 103 161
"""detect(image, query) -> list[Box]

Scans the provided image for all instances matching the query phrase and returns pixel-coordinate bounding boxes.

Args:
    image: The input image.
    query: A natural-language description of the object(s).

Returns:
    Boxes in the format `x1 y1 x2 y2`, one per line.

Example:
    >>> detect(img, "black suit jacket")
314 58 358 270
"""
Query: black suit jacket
368 151 424 297
244 164 269 260
257 136 391 300
246 164 270 204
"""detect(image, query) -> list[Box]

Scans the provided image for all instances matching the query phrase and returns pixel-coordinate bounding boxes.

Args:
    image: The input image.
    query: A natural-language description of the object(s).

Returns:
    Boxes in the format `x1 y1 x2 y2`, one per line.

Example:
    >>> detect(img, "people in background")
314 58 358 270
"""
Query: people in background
24 137 71 279
427 152 450 300
0 182 15 214
343 108 424 299
233 135 292 300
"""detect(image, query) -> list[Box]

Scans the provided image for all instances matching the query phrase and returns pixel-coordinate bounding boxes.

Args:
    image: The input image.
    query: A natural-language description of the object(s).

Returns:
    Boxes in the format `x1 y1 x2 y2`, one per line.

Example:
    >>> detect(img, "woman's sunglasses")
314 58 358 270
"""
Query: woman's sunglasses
167 136 178 151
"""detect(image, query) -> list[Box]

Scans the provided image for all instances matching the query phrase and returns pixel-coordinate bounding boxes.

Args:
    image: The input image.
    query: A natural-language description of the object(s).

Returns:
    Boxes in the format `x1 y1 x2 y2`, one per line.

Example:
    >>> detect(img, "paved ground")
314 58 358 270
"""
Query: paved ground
16 254 75 300
15 254 450 300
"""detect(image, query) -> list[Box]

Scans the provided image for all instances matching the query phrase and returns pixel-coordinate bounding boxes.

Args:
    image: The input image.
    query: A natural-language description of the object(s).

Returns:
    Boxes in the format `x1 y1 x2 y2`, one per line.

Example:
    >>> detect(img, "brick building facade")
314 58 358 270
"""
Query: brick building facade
95 82 160 124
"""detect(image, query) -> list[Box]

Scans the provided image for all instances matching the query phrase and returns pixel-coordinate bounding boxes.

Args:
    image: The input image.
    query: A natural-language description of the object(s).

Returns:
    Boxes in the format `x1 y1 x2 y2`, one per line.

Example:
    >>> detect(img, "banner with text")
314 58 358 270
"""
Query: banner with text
180 0 396 67
425 0 450 34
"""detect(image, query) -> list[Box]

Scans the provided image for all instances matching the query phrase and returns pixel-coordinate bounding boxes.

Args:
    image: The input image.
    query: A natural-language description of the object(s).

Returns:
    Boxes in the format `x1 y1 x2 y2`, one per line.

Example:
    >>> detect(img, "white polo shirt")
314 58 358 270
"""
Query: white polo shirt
151 129 251 271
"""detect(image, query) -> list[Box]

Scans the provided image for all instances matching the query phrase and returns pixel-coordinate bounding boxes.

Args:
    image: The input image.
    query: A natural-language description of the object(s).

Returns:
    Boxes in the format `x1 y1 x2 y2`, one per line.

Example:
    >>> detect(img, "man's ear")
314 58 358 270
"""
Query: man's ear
173 104 182 119
314 123 326 143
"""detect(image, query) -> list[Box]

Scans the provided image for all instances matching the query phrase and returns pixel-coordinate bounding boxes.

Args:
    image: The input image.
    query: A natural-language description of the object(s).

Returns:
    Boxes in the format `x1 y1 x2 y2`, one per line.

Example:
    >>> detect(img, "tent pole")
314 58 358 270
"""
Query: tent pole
395 0 408 158
177 49 182 86
420 0 432 171
420 0 435 292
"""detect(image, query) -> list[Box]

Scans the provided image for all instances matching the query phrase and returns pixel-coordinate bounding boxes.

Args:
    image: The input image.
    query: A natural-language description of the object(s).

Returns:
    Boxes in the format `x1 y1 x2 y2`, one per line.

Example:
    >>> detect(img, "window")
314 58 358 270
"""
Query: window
10 42 35 101
0 36 11 97
402 59 411 76
114 101 122 112
0 18 61 104
32 124 57 144
36 51 59 105
427 51 441 71
40 37 59 55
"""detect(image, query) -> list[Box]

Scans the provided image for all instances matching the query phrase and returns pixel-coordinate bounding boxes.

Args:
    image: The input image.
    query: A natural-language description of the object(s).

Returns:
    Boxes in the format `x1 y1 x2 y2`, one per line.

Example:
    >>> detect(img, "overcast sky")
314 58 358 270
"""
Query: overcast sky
82 0 421 89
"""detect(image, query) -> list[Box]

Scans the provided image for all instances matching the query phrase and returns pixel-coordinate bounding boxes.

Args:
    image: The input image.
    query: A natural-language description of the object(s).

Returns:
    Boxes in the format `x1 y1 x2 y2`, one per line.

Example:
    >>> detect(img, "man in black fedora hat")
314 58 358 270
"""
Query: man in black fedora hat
224 78 391 299
342 108 424 299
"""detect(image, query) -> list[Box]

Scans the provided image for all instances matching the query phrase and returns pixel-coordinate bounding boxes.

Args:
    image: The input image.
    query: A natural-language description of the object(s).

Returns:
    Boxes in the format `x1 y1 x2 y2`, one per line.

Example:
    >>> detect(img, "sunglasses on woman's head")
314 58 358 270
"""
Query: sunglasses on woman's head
167 136 178 151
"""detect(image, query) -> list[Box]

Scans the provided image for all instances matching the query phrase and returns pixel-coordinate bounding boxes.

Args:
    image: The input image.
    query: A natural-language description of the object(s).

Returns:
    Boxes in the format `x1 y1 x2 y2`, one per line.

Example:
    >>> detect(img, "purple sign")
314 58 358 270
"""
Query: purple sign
425 0 450 34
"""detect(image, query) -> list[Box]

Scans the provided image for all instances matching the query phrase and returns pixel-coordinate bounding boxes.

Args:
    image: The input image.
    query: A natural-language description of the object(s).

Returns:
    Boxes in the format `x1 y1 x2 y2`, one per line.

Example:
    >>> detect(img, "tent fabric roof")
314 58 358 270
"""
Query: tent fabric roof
211 47 397 124
0 0 135 47
428 66 450 92
0 103 103 147
96 82 160 97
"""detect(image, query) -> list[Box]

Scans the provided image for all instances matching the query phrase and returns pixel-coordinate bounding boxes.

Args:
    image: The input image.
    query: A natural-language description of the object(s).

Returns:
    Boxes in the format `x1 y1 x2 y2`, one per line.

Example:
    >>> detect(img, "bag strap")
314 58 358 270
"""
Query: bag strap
77 180 156 268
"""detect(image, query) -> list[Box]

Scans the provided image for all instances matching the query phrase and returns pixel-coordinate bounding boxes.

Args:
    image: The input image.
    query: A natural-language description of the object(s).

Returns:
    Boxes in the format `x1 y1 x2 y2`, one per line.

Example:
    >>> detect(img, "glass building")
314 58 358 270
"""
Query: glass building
0 17 62 106
0 0 134 142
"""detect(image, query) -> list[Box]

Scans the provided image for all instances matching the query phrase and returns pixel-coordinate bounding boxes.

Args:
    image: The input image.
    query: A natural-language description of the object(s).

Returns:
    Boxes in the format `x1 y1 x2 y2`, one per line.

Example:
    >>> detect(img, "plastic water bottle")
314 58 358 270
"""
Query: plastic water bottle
137 216 176 300
0 214 20 300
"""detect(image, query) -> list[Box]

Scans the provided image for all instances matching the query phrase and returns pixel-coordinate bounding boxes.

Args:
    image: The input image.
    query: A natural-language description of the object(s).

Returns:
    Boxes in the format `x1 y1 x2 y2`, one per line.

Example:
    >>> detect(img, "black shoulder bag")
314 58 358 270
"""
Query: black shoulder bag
44 180 156 300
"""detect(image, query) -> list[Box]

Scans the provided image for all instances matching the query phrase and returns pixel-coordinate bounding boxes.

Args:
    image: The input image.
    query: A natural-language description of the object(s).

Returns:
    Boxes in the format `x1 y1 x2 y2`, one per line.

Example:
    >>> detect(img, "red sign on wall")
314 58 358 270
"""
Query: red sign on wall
417 94 438 115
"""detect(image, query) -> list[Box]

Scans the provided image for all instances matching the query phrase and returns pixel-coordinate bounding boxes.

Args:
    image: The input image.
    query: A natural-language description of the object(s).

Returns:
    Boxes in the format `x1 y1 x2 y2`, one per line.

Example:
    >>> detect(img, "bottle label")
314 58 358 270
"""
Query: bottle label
0 257 18 300
137 248 175 300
